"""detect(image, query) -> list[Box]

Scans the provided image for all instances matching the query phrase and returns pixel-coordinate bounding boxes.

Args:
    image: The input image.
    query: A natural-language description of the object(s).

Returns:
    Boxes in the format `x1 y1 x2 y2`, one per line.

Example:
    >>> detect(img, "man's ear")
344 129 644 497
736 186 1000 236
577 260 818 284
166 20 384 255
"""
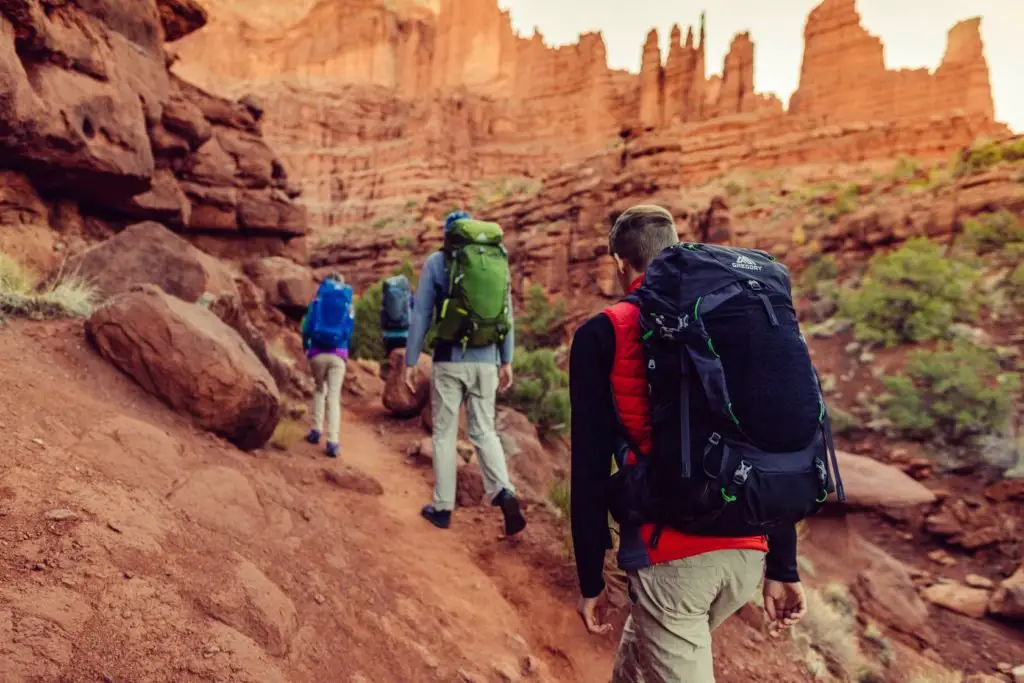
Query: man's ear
613 254 625 274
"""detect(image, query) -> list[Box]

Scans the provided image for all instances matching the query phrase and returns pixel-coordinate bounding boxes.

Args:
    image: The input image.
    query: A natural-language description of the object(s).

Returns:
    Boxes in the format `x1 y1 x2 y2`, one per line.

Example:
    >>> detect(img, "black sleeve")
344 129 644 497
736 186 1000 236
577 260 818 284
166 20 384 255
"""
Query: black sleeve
765 524 800 583
569 314 617 599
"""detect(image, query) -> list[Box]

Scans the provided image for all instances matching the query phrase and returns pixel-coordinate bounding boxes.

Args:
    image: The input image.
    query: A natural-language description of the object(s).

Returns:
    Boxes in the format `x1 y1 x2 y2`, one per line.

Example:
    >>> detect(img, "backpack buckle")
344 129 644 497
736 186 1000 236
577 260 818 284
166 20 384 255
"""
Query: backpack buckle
733 460 752 485
747 279 761 290
708 432 721 446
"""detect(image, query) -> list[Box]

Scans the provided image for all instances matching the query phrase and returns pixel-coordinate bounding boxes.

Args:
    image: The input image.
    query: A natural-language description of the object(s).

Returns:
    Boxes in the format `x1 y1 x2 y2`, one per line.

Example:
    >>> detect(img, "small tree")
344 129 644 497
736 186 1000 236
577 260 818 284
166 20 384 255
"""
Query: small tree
501 347 570 440
516 284 567 351
840 238 979 346
881 342 1020 444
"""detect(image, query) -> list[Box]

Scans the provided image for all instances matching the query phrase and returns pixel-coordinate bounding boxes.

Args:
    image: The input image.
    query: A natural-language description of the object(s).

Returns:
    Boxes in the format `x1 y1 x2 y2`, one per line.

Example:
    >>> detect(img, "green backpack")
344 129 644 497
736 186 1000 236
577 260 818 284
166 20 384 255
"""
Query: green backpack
435 218 511 350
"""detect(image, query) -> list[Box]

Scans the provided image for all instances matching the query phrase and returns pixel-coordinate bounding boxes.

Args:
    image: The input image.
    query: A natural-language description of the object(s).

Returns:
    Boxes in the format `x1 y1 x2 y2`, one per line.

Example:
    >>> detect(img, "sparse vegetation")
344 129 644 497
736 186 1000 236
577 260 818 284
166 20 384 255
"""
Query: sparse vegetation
954 137 1024 176
840 239 980 346
549 477 570 519
880 342 1020 445
502 347 570 441
516 284 567 351
268 417 306 451
961 210 1024 254
799 254 839 292
792 584 885 683
891 157 921 182
0 254 97 320
823 184 859 222
827 405 861 437
725 180 745 198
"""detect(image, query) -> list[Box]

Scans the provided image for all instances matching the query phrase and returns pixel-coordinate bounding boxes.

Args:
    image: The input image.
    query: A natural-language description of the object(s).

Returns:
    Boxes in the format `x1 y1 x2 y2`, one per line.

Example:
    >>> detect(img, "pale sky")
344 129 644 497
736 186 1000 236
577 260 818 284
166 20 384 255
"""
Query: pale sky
498 0 1023 132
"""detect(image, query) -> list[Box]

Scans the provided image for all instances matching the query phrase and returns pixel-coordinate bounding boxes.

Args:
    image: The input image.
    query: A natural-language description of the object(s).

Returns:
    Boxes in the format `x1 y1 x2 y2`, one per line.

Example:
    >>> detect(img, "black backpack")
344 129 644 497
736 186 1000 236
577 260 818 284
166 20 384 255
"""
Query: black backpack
609 242 845 540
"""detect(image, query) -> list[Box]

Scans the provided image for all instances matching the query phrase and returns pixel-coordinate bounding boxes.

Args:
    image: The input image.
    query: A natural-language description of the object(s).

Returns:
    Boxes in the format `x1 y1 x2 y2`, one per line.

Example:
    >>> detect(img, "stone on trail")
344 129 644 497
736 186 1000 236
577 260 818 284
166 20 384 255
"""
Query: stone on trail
87 284 281 450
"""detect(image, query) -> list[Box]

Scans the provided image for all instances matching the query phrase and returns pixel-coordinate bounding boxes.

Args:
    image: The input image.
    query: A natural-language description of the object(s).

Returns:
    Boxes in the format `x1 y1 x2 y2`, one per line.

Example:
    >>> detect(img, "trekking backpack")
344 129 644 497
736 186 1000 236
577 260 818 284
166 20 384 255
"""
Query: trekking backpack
307 279 354 350
435 218 512 349
611 242 845 539
381 275 412 332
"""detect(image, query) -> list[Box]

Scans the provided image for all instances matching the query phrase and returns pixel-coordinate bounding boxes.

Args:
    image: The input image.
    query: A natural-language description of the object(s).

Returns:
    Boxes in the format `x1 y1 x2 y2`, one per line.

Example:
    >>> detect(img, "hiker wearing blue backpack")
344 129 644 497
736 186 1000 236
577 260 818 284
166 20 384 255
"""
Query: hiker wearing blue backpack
401 210 526 536
381 274 412 355
301 273 355 458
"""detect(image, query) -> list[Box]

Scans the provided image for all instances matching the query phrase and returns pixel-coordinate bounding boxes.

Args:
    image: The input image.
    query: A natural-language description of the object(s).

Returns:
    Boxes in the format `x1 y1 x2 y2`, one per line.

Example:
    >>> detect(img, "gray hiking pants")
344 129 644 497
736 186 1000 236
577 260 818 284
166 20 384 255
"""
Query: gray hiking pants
431 362 514 511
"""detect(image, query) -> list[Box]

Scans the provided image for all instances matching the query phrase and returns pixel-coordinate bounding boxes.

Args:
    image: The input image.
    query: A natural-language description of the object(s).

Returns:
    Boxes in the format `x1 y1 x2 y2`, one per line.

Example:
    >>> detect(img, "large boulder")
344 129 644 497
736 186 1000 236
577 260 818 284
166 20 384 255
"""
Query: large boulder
831 451 937 510
989 561 1024 620
497 408 560 503
921 582 990 619
87 285 281 450
67 221 237 302
243 257 317 319
382 348 432 418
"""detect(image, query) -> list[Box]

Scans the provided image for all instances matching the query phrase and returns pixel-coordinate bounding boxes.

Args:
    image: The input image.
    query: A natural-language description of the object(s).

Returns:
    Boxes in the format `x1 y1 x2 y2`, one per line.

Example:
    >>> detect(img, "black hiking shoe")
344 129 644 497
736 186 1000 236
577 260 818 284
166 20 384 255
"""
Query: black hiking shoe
305 429 321 445
493 490 526 537
325 443 340 458
421 505 451 529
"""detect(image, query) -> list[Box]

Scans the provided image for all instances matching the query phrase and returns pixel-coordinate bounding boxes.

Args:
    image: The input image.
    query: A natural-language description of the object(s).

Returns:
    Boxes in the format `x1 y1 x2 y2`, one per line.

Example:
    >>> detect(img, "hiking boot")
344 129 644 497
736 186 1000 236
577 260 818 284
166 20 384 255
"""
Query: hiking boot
325 443 340 458
421 505 451 529
493 490 526 536
305 429 321 445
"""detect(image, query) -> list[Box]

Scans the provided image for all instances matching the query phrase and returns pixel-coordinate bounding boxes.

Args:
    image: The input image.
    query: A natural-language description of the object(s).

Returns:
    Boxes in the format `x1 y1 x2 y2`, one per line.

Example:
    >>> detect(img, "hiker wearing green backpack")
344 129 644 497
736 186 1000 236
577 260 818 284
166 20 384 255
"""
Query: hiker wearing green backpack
402 211 526 536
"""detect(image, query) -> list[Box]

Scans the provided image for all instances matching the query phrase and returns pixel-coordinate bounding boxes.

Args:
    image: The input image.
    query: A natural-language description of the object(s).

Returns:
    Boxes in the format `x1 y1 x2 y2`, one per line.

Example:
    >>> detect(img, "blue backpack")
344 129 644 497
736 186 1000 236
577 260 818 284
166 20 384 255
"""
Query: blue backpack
381 275 411 332
307 279 354 350
609 242 845 541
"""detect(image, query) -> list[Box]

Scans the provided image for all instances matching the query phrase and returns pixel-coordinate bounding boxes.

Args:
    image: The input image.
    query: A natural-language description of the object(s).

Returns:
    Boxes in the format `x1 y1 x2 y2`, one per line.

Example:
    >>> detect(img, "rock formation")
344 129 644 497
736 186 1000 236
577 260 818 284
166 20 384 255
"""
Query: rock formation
87 284 283 450
0 0 306 260
169 0 1007 234
789 0 995 124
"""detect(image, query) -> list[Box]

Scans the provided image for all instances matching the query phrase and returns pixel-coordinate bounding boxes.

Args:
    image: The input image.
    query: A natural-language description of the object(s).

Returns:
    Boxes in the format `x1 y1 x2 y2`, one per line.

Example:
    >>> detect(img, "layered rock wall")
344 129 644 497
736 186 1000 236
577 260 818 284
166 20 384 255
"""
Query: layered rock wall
168 0 1007 233
0 0 306 251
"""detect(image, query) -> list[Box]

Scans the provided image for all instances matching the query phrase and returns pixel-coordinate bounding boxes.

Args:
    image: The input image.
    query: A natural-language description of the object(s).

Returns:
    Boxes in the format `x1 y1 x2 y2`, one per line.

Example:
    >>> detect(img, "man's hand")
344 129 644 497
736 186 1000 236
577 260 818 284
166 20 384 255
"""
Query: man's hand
577 594 612 635
763 580 807 635
403 366 418 395
498 363 514 394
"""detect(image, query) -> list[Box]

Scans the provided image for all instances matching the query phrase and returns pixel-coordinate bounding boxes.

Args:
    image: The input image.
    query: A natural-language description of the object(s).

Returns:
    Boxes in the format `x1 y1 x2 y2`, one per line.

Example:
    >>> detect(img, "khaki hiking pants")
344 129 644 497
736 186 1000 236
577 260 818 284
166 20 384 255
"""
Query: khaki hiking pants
611 549 766 683
311 354 346 445
431 362 514 511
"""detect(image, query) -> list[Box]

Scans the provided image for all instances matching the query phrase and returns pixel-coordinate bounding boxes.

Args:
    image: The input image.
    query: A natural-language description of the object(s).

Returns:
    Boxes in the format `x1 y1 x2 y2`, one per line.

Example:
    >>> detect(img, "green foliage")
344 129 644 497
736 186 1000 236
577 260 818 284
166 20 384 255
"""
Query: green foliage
1009 264 1024 308
828 405 861 437
892 157 921 182
0 253 97 320
880 342 1020 444
799 255 839 292
962 210 1024 254
724 180 745 198
824 184 859 222
502 347 570 440
516 284 567 351
840 239 980 346
350 281 386 361
549 477 570 519
954 138 1024 176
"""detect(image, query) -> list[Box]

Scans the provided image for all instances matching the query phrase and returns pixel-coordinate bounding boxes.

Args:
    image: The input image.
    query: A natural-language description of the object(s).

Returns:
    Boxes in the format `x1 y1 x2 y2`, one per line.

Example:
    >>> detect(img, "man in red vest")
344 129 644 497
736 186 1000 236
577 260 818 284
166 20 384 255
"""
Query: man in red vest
569 205 807 682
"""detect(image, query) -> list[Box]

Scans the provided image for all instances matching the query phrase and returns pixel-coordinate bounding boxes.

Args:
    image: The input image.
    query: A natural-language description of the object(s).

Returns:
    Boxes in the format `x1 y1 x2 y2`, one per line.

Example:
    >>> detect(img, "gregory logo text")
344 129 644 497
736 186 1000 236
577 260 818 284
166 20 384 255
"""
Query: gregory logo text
731 254 762 271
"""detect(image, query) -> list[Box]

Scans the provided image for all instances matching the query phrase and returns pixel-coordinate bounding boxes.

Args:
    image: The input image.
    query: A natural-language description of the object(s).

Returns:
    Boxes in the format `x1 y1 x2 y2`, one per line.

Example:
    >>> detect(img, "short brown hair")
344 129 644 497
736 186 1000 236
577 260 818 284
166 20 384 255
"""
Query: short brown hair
608 204 678 271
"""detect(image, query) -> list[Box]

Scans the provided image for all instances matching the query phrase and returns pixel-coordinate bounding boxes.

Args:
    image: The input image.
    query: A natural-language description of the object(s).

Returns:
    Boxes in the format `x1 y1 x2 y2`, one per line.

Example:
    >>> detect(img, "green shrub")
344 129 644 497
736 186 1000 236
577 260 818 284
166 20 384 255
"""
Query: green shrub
962 210 1024 254
724 180 745 198
892 157 921 181
954 138 1024 176
549 477 570 518
0 253 97 320
502 347 570 440
880 342 1020 444
828 406 861 436
799 255 839 292
516 284 567 351
840 239 980 346
1009 265 1024 308
823 184 859 222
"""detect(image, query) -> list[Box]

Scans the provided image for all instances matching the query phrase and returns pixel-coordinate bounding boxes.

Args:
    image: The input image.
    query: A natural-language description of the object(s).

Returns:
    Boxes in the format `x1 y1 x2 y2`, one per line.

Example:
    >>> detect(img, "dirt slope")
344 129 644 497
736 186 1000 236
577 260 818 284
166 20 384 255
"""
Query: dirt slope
0 319 828 682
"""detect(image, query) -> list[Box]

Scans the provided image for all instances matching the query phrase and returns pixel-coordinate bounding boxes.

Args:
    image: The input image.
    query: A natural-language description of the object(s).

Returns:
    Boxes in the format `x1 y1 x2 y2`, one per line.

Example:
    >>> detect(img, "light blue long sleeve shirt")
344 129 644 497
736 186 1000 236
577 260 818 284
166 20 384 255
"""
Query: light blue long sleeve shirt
405 251 515 367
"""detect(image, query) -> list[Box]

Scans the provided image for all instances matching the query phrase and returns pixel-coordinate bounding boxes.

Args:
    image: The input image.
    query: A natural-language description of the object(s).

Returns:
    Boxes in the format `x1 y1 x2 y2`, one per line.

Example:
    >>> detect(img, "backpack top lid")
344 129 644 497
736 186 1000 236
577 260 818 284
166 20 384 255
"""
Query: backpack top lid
633 242 790 316
384 274 410 290
444 218 504 251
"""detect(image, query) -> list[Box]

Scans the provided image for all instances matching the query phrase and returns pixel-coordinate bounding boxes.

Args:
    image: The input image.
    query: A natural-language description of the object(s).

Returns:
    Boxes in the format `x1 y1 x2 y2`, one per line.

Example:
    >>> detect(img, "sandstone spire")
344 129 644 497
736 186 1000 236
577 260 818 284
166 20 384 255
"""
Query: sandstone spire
639 28 663 128
936 18 995 121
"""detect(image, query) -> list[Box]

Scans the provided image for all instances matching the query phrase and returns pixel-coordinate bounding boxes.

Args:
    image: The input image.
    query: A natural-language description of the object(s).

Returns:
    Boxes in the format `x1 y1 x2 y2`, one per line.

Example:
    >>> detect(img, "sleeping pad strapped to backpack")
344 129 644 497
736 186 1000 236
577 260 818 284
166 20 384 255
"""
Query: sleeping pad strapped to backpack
609 242 845 539
307 279 354 350
434 218 511 350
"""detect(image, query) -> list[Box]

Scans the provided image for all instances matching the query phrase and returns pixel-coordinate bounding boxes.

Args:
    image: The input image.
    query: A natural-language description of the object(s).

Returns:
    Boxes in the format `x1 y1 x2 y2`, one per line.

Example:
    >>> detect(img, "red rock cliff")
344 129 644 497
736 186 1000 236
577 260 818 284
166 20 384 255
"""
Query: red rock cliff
789 0 995 123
